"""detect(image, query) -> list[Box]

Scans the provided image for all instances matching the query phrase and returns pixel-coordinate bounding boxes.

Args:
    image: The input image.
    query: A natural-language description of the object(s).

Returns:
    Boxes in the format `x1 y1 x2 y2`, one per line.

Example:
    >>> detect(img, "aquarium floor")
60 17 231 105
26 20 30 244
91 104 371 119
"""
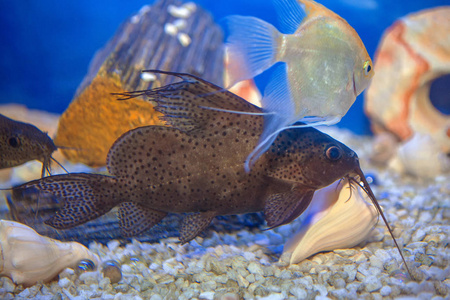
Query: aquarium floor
0 126 448 300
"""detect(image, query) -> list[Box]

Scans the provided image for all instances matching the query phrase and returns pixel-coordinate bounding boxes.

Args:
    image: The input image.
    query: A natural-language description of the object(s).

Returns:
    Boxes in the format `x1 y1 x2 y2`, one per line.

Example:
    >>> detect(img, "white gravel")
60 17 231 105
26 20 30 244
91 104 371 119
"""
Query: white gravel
0 127 449 300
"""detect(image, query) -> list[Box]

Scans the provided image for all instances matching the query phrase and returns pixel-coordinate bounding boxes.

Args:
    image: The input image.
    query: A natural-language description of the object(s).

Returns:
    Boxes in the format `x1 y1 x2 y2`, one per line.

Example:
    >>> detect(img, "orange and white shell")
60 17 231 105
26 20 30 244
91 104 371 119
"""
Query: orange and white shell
364 7 450 167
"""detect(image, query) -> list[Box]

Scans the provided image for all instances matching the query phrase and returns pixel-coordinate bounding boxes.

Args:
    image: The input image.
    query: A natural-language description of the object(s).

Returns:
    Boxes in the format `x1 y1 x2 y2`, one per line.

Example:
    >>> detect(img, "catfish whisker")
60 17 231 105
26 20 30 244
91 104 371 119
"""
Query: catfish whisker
51 157 69 174
349 175 412 278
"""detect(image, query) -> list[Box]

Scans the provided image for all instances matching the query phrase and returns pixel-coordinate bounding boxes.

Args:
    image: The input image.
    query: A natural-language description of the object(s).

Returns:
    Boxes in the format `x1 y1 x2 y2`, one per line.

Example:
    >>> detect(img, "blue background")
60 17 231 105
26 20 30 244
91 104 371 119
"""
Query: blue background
0 0 448 134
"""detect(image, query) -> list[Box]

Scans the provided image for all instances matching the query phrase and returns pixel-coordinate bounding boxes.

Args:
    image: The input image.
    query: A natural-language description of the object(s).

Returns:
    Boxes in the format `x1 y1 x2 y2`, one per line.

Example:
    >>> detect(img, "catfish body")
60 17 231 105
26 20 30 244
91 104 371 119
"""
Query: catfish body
0 114 57 177
16 71 363 243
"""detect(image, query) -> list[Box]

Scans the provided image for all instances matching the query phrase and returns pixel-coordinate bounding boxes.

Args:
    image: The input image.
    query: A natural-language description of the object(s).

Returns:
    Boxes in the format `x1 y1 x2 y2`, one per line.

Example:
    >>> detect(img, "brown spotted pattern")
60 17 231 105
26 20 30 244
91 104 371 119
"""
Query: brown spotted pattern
22 173 120 229
118 202 167 237
16 71 362 242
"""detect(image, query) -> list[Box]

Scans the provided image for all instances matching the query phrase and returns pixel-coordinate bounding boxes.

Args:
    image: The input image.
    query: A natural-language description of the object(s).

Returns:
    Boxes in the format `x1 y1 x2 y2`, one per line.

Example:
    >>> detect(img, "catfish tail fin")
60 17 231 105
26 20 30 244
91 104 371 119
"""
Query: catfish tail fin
14 173 120 229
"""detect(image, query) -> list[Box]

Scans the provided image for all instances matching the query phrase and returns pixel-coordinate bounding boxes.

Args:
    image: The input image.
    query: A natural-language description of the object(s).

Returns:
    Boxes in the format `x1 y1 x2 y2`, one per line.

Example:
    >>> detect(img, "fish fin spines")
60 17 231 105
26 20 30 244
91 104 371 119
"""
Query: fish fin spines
262 63 296 121
225 15 280 87
273 0 307 34
264 188 315 229
14 173 119 229
179 211 216 244
112 70 262 134
243 63 297 172
118 202 167 237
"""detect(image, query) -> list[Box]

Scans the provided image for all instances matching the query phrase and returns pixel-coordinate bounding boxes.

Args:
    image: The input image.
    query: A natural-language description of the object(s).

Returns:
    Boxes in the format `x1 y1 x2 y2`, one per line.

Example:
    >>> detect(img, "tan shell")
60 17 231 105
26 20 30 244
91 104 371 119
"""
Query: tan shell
283 179 378 265
0 220 99 286
364 7 450 170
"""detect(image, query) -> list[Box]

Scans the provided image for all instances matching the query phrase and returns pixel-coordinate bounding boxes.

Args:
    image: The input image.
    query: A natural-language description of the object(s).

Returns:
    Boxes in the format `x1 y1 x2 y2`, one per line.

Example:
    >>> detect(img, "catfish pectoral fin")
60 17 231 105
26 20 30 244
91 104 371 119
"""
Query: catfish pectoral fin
179 211 216 244
264 189 315 229
118 202 167 237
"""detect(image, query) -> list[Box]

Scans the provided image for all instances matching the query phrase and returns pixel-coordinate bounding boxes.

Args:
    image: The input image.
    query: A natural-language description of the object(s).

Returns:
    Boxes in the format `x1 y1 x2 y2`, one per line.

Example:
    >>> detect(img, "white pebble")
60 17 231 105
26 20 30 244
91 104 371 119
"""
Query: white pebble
201 280 217 291
141 72 157 82
237 274 249 288
122 264 133 273
78 271 98 284
107 240 120 252
58 277 72 289
257 293 284 300
247 262 264 275
364 275 382 292
149 294 163 300
407 242 428 248
17 289 31 298
101 292 115 300
313 284 328 296
374 249 391 263
290 287 307 298
412 228 427 242
380 285 392 296
1 277 15 293
243 251 256 261
164 23 178 36
246 273 256 283
199 291 215 300
369 255 383 269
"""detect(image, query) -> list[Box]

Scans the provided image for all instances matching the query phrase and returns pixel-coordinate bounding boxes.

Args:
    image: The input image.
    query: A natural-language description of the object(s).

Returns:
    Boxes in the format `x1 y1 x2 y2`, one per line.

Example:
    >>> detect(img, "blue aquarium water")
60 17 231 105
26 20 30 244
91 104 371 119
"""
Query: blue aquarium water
0 0 447 134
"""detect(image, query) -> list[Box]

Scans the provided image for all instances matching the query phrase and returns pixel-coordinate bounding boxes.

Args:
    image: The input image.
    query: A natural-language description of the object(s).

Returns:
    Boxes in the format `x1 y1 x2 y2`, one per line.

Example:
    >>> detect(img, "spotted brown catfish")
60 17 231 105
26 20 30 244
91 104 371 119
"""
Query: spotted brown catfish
14 70 410 275
0 114 58 177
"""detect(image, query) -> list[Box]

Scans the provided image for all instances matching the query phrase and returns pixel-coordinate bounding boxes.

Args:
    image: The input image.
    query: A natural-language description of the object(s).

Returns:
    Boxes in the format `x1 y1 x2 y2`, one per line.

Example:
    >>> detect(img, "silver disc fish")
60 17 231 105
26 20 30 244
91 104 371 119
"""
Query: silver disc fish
224 0 374 171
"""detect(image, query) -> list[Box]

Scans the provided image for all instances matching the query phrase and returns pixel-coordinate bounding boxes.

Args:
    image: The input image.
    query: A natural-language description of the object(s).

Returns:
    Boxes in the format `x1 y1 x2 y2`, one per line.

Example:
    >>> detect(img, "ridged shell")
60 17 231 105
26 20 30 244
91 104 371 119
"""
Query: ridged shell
0 220 100 285
283 179 378 264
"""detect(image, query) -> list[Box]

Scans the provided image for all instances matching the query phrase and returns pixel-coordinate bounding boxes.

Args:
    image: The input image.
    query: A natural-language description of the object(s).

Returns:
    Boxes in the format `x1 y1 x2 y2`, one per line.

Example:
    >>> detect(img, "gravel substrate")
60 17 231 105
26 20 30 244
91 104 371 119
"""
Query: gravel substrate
0 127 449 300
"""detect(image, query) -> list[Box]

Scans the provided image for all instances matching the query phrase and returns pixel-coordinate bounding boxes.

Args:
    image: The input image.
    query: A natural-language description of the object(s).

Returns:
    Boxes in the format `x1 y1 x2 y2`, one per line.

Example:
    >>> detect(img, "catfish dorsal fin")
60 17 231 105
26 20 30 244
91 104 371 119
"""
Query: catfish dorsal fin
113 70 262 133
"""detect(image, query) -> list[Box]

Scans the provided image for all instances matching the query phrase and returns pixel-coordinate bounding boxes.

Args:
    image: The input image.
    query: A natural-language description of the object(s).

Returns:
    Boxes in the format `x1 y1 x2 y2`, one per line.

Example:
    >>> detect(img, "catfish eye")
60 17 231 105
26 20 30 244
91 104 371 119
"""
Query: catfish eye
8 136 20 148
326 145 342 161
363 60 372 76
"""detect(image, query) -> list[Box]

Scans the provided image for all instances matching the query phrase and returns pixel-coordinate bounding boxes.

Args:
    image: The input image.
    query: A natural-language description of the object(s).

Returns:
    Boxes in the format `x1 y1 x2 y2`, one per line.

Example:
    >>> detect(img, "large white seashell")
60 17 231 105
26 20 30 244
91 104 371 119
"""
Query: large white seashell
283 179 378 264
0 220 100 286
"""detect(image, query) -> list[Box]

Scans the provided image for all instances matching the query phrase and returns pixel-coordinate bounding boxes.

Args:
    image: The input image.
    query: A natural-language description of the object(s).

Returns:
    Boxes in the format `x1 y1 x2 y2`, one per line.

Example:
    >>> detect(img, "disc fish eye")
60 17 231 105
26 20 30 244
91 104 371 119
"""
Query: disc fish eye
8 136 20 148
363 61 372 76
325 145 342 161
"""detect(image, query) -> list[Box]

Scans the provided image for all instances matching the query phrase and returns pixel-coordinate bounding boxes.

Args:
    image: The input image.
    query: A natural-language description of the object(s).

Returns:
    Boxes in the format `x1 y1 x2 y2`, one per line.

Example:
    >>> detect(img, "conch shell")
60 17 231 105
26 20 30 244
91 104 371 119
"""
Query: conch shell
0 220 100 286
283 179 378 264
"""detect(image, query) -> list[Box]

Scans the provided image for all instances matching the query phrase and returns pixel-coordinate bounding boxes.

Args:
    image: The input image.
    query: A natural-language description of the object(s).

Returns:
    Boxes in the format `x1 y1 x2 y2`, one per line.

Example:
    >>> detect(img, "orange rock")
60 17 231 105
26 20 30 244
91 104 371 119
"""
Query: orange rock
54 0 224 167
54 75 163 167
